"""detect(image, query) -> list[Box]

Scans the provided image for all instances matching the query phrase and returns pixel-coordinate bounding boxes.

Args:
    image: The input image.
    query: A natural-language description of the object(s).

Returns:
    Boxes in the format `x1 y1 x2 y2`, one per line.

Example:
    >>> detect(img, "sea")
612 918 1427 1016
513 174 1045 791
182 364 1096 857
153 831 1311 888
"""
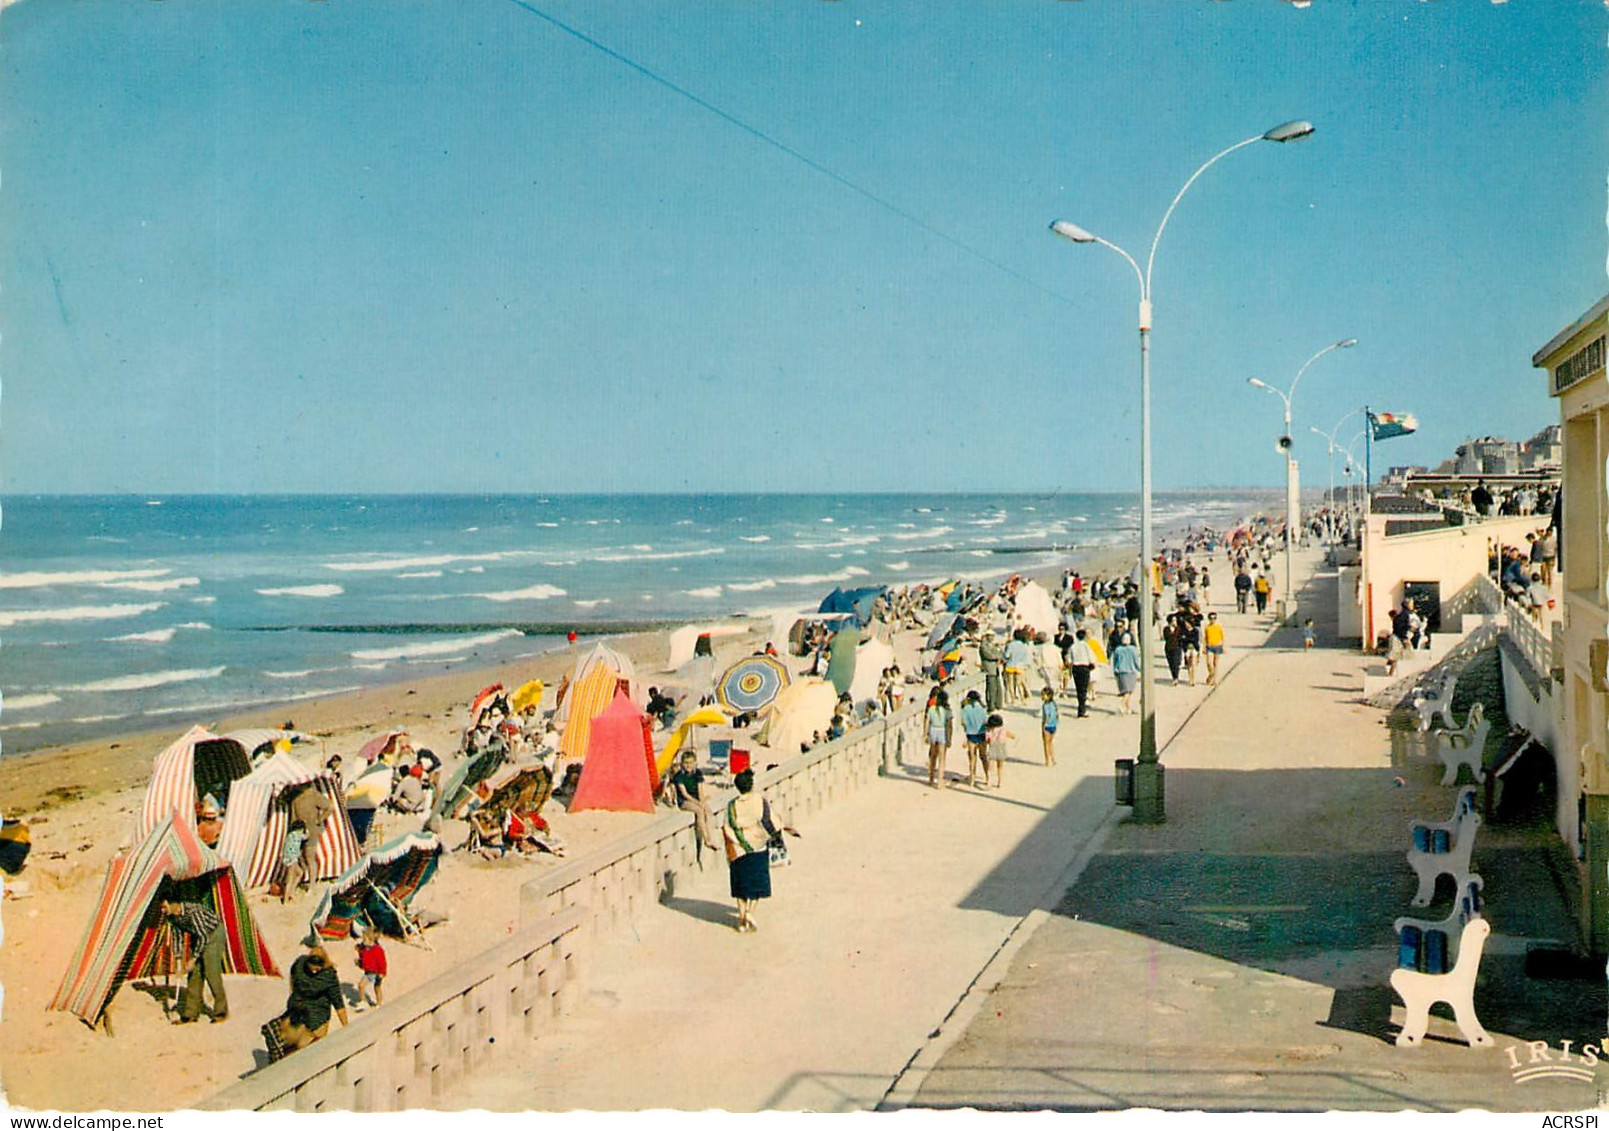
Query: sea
0 492 1279 757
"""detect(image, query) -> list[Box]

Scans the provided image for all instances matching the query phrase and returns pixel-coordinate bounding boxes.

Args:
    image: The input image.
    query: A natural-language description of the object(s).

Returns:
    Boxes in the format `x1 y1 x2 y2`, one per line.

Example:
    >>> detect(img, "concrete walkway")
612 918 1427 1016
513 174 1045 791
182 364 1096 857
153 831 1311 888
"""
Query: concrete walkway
442 554 1297 1111
905 555 1601 1112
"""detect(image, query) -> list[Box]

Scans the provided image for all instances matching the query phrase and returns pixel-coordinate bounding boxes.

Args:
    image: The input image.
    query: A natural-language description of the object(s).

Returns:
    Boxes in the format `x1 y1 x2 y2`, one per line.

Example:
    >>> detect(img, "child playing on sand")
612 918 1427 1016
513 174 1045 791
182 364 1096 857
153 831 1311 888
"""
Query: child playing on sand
355 926 387 1010
1040 687 1058 767
985 712 1014 789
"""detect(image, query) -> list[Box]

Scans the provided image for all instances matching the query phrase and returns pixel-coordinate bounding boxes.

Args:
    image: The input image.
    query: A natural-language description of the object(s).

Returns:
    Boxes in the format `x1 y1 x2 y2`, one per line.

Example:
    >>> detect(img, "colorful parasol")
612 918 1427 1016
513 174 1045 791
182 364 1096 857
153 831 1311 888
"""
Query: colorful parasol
511 679 545 714
715 655 790 715
356 730 408 764
470 683 506 726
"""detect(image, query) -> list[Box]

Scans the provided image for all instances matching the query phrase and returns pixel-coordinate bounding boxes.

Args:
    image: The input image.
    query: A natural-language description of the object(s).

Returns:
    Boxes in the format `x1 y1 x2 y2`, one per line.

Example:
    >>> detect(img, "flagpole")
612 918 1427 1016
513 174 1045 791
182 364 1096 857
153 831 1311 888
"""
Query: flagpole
1364 404 1373 518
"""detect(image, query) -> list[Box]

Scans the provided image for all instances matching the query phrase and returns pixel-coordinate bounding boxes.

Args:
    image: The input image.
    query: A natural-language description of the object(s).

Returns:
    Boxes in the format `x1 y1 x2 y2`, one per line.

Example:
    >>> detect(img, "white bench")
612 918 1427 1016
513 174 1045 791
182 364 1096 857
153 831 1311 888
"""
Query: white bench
1390 917 1494 1048
1407 788 1480 907
1394 875 1483 969
1432 703 1491 786
1413 669 1459 732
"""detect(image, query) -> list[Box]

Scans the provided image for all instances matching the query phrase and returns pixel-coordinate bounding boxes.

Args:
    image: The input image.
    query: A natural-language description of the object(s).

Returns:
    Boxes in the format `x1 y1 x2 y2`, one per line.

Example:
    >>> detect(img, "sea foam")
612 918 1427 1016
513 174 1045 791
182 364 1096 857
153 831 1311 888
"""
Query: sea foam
474 584 566 602
0 568 169 590
62 666 226 694
257 584 345 598
0 602 164 628
350 629 522 662
4 693 61 711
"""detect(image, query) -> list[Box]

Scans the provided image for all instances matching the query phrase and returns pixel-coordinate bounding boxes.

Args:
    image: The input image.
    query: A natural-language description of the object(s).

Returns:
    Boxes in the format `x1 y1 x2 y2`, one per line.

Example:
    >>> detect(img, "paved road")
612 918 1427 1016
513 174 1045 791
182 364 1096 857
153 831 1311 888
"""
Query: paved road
443 554 1296 1110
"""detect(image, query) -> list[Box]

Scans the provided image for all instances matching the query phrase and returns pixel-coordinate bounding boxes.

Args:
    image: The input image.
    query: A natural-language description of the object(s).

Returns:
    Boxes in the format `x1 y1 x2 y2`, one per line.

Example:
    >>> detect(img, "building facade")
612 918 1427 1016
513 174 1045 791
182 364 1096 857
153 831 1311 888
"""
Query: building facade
1532 293 1609 951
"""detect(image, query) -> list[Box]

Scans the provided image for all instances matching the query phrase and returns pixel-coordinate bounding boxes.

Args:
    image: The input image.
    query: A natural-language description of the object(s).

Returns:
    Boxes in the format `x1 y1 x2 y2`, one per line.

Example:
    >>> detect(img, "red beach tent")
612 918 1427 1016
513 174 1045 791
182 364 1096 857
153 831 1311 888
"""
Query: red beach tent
568 692 658 814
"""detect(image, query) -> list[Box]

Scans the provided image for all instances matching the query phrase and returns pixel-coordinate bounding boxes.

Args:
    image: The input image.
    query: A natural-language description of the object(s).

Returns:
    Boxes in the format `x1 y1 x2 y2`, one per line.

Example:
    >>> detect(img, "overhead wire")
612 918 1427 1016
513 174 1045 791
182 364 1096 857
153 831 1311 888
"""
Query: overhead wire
503 0 1074 307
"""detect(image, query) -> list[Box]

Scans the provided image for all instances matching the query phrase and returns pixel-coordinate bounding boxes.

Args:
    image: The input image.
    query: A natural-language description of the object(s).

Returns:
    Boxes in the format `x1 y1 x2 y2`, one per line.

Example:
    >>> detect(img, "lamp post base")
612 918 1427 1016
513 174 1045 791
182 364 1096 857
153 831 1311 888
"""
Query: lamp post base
1131 760 1166 824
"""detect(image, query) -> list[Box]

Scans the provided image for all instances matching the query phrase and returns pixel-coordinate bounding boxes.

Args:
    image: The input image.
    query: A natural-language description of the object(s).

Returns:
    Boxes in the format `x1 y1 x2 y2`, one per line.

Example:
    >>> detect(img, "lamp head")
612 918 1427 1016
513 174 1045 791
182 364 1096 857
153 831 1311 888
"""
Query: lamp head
1049 220 1097 244
1337 338 1358 348
1247 377 1269 390
1262 120 1315 143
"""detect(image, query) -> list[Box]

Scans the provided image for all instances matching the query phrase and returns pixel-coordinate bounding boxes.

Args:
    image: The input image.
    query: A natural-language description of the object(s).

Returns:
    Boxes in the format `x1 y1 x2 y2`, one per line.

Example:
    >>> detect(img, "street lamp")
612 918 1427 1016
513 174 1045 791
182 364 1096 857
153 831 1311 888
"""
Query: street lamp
1245 337 1356 621
1049 118 1313 824
1310 407 1365 547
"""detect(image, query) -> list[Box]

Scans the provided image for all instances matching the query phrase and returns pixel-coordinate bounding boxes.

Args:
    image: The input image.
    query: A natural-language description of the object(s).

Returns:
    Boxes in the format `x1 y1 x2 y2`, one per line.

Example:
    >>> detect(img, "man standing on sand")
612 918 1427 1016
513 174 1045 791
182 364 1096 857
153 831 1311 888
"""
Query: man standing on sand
1202 611 1226 685
1068 629 1097 718
161 898 228 1023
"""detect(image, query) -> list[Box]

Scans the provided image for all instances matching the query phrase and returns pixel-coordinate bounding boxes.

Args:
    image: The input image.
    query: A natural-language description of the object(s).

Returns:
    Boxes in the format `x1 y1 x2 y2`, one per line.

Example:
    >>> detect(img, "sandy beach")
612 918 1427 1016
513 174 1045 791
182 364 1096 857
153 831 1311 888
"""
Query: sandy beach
0 540 1141 1111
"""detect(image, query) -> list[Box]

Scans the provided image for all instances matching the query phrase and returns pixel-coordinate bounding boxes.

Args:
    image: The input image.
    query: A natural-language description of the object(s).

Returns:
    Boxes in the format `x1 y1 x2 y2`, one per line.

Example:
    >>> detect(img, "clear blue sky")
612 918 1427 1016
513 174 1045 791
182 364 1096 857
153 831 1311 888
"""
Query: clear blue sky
2 0 1603 494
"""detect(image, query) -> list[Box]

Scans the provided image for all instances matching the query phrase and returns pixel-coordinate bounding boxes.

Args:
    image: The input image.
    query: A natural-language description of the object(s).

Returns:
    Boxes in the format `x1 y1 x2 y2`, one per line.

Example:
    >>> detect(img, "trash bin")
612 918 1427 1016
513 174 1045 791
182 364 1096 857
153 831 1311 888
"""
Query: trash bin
1115 758 1135 806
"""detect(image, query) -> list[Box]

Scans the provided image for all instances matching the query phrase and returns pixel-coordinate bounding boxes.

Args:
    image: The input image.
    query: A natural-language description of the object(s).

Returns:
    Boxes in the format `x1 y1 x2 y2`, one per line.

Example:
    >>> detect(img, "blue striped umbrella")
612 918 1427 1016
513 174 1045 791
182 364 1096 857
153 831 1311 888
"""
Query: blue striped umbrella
716 656 790 715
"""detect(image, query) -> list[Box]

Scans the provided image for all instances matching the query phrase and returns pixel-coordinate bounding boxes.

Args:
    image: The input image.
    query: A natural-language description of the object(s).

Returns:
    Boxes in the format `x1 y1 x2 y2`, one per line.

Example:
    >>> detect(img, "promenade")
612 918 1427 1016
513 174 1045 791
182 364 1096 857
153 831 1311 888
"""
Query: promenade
440 545 1602 1113
905 555 1599 1112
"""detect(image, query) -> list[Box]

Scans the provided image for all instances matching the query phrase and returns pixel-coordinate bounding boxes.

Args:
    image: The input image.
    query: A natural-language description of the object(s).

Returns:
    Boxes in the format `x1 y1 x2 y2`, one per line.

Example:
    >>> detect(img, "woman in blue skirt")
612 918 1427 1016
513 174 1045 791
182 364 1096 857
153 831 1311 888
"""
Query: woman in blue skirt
722 769 778 934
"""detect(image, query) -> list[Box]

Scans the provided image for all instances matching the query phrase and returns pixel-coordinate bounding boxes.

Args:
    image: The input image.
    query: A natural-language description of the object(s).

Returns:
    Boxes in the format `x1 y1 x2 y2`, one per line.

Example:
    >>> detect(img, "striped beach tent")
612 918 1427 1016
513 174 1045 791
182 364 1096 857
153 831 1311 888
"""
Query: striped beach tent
136 726 253 841
558 643 638 760
214 753 362 889
50 815 279 1028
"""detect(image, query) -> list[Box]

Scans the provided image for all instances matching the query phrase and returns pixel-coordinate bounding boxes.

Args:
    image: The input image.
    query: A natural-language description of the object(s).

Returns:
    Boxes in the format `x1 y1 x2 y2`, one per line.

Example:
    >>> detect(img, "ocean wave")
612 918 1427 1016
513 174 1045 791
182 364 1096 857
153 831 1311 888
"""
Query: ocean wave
474 584 566 602
574 598 612 608
142 684 364 718
62 665 226 694
410 654 468 665
100 576 201 593
350 629 522 662
5 693 61 711
397 570 444 579
890 527 954 541
257 584 345 598
773 567 871 587
727 579 777 592
323 551 523 573
174 621 212 631
0 602 164 628
738 535 771 543
886 562 911 571
193 596 217 604
0 567 170 590
686 586 723 599
592 547 726 563
108 628 176 644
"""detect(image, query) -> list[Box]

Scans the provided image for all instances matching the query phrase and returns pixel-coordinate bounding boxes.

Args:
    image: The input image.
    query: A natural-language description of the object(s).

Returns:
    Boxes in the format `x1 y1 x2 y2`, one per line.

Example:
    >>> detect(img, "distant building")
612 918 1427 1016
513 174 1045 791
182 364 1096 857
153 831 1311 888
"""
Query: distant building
1521 423 1562 470
1455 435 1521 475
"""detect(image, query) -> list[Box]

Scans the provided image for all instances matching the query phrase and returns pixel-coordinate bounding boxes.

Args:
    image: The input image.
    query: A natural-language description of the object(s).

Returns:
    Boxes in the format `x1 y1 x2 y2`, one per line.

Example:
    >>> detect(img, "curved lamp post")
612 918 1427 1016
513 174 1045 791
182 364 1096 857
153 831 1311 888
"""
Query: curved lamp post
1048 119 1313 824
1310 407 1365 546
1247 337 1356 618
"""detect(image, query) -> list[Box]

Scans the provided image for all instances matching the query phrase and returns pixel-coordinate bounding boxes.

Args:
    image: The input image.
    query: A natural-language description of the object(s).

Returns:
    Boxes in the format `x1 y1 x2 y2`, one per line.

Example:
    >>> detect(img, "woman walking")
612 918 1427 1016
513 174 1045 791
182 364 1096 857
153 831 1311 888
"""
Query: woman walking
722 769 778 934
1111 632 1141 715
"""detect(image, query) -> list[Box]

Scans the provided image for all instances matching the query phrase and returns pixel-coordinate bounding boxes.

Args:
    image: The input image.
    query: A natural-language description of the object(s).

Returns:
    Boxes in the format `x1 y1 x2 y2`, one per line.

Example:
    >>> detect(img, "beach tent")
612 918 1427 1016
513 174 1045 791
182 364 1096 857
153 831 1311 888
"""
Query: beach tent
657 705 732 774
558 644 637 760
569 692 658 814
847 633 896 704
824 622 863 697
1014 581 1059 638
136 726 254 841
760 678 838 755
666 624 747 671
50 815 278 1029
214 753 362 889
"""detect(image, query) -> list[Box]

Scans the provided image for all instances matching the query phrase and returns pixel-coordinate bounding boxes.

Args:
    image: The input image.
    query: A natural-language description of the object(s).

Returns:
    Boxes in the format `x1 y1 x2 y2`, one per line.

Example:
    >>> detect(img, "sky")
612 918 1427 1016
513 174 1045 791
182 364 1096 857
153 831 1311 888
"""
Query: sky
1 0 1604 495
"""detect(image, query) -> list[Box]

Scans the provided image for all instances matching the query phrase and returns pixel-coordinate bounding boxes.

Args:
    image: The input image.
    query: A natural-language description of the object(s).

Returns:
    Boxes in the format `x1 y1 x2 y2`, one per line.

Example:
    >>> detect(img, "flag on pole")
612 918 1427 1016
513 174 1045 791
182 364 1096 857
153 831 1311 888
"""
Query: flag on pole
1369 411 1418 441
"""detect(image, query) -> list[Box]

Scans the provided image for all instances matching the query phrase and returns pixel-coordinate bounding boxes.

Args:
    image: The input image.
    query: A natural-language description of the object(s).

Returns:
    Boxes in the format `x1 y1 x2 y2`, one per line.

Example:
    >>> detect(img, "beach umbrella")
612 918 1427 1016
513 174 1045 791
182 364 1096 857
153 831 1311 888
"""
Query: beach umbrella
926 612 961 651
715 655 790 716
433 743 508 819
470 683 505 725
657 705 732 774
309 831 444 943
824 622 862 697
511 679 544 714
356 730 408 764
